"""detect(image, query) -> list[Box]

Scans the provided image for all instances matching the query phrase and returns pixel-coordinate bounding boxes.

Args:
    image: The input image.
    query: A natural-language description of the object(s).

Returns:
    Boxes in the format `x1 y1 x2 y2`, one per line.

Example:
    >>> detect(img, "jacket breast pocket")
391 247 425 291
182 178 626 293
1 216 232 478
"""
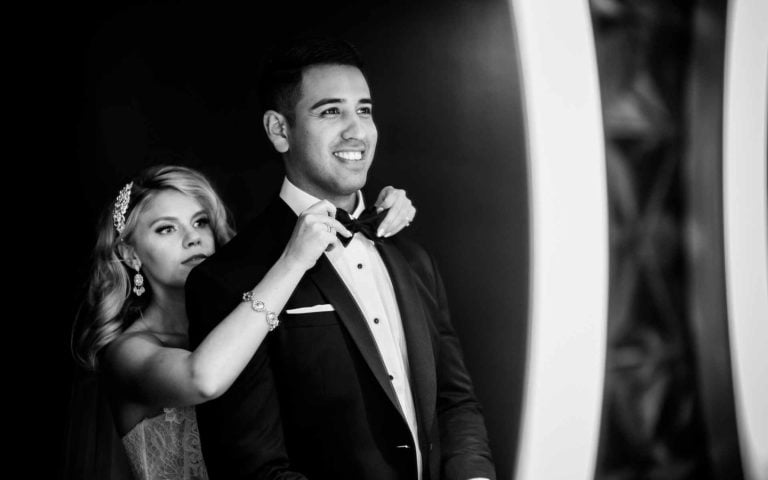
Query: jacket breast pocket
282 310 339 328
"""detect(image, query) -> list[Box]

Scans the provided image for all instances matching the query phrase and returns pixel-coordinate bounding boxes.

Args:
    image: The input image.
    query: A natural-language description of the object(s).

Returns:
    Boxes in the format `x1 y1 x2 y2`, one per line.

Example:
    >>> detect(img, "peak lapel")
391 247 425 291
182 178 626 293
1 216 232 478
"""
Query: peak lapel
306 256 407 421
377 241 437 438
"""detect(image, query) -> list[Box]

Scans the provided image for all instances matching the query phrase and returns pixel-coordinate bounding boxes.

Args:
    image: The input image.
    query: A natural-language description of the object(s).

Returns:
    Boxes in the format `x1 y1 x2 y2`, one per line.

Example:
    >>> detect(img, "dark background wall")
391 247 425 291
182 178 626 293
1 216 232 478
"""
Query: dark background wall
62 1 529 478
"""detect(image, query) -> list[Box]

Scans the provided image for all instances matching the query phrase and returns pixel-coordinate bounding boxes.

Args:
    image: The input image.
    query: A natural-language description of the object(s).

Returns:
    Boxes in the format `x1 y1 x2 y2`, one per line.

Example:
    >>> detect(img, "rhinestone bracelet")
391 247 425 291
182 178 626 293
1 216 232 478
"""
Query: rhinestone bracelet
241 291 280 331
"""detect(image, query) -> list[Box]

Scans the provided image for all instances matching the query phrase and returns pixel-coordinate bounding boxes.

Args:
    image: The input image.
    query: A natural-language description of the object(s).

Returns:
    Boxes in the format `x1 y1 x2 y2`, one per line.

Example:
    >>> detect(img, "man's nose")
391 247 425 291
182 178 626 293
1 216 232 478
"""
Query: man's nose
341 114 365 141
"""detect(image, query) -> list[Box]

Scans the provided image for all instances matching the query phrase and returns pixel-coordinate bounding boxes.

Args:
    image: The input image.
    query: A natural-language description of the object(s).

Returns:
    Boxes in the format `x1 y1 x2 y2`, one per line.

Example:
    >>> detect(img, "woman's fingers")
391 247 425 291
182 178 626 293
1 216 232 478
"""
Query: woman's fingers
375 187 402 236
286 201 348 267
324 233 343 253
374 186 396 213
378 203 404 237
304 199 337 217
376 188 415 237
326 217 352 238
302 201 353 237
299 192 417 242
303 214 351 238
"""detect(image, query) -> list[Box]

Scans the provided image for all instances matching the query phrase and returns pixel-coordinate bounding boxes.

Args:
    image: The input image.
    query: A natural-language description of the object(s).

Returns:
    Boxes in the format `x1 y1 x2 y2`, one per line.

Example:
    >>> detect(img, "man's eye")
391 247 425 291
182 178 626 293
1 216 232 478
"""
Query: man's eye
321 107 340 116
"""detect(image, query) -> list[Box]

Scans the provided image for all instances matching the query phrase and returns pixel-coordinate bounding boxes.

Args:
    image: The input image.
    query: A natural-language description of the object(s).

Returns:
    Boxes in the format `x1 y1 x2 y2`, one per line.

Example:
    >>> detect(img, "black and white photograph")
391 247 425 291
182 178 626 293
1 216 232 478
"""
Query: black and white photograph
58 1 766 479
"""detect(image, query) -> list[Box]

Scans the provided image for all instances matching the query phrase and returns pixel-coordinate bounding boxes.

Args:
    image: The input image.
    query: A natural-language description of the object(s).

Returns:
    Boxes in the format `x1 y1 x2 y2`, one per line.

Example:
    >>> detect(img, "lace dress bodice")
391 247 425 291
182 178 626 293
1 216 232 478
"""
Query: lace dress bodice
122 406 209 480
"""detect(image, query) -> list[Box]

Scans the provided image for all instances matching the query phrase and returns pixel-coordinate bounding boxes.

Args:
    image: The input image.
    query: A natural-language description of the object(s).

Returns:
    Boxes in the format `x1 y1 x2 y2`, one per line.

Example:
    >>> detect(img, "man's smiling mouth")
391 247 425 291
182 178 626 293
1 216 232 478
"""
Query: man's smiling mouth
334 151 364 161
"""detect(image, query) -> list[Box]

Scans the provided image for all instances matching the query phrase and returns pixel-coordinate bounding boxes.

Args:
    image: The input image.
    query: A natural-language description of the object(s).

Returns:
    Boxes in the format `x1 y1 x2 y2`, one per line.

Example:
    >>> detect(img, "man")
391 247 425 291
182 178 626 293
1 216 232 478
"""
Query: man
186 36 496 480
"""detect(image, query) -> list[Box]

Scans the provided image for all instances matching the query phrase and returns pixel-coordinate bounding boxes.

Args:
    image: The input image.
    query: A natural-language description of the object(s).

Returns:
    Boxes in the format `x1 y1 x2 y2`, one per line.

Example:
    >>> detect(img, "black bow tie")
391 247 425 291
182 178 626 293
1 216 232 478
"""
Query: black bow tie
335 206 387 247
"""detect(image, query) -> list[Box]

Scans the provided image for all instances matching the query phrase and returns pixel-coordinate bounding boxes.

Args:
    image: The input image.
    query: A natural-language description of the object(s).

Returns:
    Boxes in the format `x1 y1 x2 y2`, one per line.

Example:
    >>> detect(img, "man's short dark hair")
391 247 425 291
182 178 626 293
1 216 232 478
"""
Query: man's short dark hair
259 36 366 124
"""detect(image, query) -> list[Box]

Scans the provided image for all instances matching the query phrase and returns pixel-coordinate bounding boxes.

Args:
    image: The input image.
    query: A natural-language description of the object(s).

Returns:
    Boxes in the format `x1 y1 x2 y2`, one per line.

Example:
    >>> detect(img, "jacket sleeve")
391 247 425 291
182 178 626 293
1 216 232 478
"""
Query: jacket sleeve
421 252 497 480
185 262 308 480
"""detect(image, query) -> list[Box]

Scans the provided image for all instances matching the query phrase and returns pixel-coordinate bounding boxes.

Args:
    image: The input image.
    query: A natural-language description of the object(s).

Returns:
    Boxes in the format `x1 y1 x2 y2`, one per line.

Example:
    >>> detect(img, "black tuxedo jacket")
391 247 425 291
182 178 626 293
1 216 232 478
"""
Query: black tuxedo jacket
186 197 495 480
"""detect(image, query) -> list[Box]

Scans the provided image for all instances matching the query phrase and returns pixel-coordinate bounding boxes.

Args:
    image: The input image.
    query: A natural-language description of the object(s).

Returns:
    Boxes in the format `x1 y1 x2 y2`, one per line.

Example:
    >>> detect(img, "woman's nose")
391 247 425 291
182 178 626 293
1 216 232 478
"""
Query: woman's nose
184 228 202 247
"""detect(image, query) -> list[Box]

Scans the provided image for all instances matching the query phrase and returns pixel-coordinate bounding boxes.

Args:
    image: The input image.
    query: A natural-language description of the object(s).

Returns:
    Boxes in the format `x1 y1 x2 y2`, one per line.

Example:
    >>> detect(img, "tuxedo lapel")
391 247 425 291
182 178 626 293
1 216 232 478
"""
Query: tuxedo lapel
306 256 407 421
377 241 437 439
269 197 407 421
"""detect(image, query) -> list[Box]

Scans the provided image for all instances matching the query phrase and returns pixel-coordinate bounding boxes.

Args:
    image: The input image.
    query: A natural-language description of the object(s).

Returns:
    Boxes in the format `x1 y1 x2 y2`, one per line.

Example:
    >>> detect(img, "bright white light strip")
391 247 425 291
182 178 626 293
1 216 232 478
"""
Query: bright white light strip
509 1 608 479
723 1 768 479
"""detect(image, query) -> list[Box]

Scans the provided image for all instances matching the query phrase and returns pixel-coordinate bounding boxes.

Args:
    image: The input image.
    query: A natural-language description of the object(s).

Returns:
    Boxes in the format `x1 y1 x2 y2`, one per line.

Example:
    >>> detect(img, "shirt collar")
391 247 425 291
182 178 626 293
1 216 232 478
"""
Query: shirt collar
279 177 365 218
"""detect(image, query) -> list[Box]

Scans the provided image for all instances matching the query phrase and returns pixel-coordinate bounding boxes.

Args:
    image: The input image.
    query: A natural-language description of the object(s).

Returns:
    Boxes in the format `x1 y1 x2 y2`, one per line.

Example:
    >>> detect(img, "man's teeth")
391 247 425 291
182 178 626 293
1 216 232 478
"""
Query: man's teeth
334 151 363 161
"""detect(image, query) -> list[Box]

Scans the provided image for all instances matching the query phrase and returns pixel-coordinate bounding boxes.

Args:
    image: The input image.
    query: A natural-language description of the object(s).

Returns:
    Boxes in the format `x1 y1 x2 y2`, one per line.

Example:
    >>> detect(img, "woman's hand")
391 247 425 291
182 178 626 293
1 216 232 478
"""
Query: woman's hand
374 186 417 238
281 200 353 270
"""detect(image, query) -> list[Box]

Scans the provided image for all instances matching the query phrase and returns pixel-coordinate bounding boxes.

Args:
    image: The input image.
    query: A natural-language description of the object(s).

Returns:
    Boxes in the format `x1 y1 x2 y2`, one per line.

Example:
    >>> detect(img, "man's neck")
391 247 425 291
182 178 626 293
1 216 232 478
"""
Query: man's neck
333 193 358 212
280 177 361 214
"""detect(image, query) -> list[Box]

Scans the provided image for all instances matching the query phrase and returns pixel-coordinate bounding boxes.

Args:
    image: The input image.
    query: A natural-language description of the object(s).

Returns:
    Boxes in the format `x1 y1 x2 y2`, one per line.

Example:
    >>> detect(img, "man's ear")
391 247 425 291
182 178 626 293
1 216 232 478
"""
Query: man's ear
117 243 141 272
263 110 290 153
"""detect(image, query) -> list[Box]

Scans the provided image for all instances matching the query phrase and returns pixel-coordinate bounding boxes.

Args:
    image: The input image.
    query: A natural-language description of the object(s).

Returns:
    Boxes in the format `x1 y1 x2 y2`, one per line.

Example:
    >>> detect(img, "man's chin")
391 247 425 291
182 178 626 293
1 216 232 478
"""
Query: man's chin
344 179 368 196
338 161 371 177
335 171 369 192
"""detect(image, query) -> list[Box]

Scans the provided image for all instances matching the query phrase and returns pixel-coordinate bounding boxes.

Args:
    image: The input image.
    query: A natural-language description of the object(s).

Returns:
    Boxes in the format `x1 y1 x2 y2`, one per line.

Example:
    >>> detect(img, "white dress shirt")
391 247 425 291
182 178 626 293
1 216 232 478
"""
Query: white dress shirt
280 178 422 478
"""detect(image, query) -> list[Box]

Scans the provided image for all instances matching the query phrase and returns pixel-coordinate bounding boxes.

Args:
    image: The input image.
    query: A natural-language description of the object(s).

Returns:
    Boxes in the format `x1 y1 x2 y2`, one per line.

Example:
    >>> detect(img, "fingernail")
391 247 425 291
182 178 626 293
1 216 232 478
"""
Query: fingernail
376 207 384 214
377 228 384 237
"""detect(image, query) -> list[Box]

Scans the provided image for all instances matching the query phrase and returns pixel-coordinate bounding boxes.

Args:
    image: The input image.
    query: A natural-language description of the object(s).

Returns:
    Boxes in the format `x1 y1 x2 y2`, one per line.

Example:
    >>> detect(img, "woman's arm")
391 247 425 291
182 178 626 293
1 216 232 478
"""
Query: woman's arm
184 199 347 400
106 199 346 407
107 189 416 407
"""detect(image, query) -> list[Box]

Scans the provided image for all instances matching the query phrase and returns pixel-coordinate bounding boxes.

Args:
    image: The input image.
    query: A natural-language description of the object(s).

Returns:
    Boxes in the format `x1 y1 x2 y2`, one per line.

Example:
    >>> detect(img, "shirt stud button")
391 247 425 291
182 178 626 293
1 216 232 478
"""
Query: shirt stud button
374 318 380 324
357 263 363 269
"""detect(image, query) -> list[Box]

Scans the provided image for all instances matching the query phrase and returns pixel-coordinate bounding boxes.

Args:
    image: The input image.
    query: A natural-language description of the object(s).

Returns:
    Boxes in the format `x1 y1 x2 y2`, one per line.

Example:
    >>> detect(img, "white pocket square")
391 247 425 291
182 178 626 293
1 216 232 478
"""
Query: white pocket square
285 304 335 314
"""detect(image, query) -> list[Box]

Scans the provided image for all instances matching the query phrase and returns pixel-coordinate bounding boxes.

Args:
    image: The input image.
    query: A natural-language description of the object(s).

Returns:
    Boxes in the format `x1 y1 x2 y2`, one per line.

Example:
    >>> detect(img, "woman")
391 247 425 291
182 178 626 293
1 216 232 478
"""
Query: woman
71 164 416 480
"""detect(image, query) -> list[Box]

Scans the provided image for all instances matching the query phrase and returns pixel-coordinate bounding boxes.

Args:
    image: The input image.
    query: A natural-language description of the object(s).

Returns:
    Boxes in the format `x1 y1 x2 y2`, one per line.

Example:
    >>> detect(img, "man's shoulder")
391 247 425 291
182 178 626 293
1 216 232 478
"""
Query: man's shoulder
189 198 293 288
388 234 431 264
387 234 441 284
211 208 276 263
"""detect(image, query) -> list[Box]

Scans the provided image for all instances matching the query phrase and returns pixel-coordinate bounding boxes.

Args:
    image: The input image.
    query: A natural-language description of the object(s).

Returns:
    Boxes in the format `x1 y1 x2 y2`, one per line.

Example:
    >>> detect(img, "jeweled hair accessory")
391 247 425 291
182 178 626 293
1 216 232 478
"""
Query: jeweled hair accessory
113 181 133 234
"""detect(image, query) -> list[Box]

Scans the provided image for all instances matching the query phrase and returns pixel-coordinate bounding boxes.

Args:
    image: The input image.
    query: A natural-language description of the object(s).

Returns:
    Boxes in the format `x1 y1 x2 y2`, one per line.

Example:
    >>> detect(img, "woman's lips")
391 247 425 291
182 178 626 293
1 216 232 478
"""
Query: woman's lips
182 254 208 266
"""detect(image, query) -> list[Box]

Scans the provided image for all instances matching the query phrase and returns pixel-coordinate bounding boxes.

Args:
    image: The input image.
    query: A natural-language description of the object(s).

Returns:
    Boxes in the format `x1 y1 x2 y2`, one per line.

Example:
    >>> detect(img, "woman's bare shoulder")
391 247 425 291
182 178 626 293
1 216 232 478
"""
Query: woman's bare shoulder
103 327 165 373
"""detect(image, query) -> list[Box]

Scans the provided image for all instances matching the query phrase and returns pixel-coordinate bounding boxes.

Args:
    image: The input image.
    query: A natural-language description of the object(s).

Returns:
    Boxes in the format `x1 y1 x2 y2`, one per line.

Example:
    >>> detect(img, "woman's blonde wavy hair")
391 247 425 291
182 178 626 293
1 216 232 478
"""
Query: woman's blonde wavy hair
72 165 235 371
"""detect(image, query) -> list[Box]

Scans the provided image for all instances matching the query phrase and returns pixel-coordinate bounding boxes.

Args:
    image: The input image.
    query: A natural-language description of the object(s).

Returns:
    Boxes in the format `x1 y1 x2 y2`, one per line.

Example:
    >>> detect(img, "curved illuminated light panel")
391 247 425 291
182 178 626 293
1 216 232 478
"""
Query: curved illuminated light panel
723 1 768 479
508 1 608 479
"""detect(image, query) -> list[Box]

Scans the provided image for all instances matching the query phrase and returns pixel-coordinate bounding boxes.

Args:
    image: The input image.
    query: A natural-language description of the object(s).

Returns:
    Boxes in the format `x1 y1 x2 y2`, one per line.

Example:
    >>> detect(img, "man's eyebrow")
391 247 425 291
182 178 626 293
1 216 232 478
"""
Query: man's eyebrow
310 98 345 110
309 98 373 110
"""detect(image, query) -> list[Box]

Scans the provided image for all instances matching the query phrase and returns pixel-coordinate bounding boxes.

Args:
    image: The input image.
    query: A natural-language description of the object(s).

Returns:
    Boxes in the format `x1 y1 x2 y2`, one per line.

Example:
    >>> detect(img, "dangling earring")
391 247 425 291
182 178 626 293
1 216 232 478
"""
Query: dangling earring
133 272 145 296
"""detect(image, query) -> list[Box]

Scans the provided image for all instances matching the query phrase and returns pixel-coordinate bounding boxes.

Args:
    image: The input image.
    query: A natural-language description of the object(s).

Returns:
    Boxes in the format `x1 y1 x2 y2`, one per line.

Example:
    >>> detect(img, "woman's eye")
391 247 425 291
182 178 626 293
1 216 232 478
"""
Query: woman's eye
156 225 175 234
358 106 372 116
194 217 211 228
